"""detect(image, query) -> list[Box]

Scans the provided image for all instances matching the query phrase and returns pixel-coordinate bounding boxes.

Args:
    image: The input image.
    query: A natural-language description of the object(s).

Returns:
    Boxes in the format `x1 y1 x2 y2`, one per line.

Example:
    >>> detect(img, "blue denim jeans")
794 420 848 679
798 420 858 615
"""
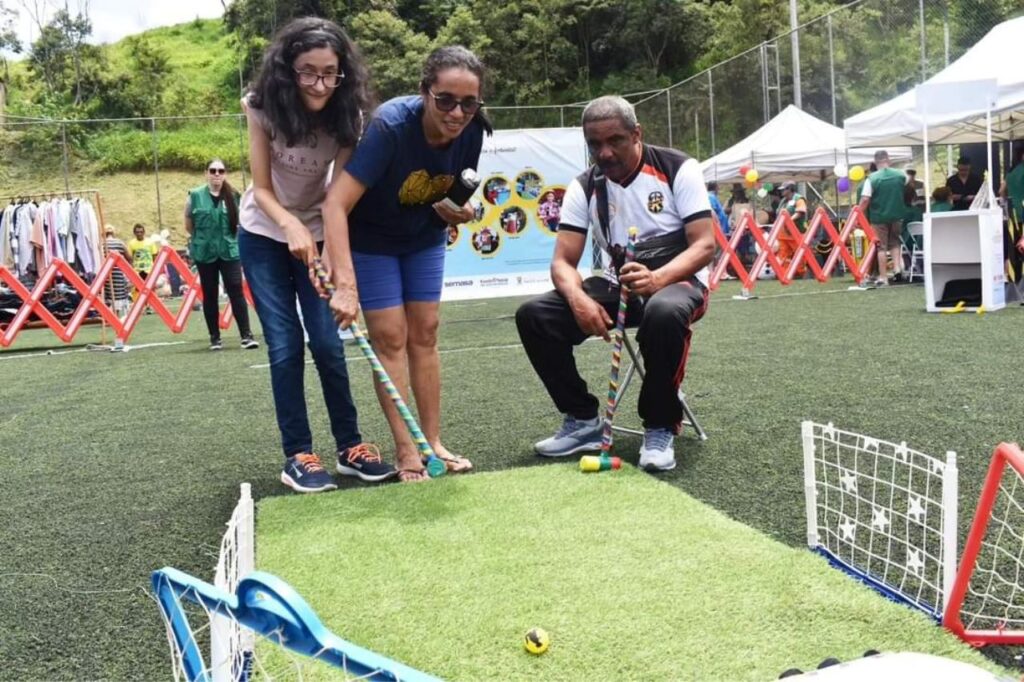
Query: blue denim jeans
238 228 361 458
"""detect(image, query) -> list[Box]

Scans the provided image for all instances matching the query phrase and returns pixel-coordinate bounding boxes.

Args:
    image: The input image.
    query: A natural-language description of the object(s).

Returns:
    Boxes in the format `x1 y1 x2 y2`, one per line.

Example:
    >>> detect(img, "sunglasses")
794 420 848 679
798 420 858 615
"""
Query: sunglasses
428 89 483 115
208 168 226 175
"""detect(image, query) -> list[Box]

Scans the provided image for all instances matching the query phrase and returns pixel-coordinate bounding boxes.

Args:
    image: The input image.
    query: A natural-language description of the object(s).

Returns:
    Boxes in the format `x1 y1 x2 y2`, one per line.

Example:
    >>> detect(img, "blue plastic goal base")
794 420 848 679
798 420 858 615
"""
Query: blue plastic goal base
811 547 943 623
152 567 441 682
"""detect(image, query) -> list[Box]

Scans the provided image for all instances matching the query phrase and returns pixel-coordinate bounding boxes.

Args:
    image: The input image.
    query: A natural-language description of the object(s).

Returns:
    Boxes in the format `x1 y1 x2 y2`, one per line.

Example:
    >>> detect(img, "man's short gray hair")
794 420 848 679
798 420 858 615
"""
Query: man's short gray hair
582 95 638 130
873 149 890 163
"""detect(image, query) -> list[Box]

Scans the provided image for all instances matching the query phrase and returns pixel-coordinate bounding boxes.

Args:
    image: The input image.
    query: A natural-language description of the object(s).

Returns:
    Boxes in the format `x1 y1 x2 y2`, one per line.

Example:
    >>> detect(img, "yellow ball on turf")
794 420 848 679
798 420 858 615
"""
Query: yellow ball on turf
524 627 550 655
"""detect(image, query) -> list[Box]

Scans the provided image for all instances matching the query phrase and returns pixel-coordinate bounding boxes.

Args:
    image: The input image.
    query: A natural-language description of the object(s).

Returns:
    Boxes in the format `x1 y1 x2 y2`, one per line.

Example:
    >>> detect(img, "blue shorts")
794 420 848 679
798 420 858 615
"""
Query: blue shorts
352 244 446 311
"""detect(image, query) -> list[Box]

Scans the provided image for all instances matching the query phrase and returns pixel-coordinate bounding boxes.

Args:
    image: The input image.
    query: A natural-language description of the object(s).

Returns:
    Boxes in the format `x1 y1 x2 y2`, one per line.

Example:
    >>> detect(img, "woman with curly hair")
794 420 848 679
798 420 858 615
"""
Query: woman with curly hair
238 17 393 493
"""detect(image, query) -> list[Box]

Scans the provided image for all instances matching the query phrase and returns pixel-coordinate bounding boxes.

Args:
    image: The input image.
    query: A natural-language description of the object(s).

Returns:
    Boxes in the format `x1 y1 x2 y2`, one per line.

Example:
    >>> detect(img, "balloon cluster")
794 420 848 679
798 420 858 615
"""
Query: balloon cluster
833 163 865 193
739 165 775 199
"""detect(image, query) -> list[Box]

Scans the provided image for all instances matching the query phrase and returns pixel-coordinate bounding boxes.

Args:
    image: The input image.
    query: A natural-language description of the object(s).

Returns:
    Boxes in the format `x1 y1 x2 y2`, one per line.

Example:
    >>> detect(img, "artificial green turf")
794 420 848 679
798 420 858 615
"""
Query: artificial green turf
3 280 1024 679
256 464 1006 681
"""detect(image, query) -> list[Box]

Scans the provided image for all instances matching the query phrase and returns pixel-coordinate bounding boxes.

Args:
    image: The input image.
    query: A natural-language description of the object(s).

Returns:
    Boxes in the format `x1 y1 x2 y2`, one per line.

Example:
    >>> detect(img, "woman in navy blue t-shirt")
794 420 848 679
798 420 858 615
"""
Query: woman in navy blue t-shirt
323 46 491 483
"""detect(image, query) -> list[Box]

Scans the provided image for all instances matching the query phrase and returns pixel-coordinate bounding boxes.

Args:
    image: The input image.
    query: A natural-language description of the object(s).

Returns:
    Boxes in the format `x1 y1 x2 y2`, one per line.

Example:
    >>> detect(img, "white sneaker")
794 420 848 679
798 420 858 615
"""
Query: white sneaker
535 415 603 457
639 428 676 471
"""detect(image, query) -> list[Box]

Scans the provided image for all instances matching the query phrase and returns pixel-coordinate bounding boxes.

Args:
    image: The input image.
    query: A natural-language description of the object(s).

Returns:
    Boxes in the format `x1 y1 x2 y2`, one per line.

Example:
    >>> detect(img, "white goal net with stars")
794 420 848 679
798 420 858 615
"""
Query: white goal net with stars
802 421 958 620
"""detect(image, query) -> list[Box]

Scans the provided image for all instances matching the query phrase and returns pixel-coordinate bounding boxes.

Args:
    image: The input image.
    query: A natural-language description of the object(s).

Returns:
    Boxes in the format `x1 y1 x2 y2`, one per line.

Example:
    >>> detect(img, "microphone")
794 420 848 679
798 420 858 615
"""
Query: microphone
440 169 481 214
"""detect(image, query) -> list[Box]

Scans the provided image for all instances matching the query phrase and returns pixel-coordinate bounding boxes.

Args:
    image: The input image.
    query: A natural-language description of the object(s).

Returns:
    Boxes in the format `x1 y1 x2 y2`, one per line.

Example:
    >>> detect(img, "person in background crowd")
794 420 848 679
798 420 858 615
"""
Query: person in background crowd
126 223 158 303
238 17 390 494
929 186 953 213
103 224 131 317
185 158 259 351
947 156 983 211
904 167 925 210
1000 146 1024 229
778 181 808 278
707 182 729 236
726 184 754 267
858 150 906 287
999 145 1024 258
900 170 925 270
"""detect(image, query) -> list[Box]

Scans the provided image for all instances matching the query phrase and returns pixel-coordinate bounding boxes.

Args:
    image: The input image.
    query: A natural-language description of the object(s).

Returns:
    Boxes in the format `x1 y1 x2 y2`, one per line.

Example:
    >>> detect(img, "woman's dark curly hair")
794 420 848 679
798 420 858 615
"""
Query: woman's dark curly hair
248 17 372 148
420 45 493 135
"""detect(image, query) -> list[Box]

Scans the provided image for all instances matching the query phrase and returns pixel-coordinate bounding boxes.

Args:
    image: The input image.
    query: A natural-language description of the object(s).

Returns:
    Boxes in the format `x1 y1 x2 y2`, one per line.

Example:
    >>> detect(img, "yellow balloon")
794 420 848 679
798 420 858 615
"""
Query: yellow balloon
849 166 865 182
744 169 759 184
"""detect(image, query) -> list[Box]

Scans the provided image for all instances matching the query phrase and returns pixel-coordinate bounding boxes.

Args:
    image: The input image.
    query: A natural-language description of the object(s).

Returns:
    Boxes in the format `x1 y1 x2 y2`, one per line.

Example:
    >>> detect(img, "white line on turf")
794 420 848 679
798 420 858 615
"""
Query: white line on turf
246 339 606 370
0 341 187 362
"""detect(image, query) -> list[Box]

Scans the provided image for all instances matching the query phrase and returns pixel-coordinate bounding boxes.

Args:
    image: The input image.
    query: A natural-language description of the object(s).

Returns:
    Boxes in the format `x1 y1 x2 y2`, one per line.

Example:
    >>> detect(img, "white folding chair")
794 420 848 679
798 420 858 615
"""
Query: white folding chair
906 221 924 282
609 330 707 441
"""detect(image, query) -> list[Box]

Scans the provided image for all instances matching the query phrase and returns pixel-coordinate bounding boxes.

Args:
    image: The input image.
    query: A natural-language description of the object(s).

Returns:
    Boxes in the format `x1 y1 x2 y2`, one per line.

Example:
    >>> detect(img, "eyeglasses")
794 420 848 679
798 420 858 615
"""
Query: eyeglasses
208 168 226 175
294 69 345 88
428 89 483 115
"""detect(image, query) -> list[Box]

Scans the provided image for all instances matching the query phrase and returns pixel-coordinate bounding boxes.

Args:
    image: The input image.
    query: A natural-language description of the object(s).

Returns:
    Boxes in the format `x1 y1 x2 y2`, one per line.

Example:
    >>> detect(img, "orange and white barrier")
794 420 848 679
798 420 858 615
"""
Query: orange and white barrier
0 246 253 348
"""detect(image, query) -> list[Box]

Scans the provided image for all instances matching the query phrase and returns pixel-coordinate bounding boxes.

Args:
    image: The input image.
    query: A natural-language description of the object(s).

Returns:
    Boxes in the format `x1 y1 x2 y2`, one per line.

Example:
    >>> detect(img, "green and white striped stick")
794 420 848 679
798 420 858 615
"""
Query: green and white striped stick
313 260 445 478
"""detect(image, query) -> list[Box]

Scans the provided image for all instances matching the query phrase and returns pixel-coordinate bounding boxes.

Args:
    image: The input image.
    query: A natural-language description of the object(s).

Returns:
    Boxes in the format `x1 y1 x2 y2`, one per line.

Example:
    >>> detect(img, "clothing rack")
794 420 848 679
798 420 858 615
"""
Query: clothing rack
0 189 112 343
0 188 103 204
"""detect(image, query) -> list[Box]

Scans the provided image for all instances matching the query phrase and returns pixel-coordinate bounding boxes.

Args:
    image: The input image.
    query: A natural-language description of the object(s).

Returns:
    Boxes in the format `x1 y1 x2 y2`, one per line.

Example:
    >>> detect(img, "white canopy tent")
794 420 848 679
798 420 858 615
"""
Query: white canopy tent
701 104 910 184
844 16 1024 149
845 16 1024 208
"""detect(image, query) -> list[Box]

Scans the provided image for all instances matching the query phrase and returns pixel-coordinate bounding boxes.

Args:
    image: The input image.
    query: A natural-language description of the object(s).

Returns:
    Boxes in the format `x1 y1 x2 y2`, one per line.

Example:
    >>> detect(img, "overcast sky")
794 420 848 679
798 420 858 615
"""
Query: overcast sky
9 0 225 53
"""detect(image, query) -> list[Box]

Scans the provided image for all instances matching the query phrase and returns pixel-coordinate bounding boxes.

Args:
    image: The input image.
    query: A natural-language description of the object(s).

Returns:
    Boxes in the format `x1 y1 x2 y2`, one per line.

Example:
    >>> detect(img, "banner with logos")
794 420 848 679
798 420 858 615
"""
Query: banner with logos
442 128 591 301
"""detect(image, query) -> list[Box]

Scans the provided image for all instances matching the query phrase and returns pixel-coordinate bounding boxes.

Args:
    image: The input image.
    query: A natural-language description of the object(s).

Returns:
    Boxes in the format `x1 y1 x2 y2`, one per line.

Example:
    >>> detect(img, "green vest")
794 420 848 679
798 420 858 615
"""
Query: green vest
1007 164 1024 223
188 187 239 263
782 192 807 232
866 167 906 223
931 200 953 213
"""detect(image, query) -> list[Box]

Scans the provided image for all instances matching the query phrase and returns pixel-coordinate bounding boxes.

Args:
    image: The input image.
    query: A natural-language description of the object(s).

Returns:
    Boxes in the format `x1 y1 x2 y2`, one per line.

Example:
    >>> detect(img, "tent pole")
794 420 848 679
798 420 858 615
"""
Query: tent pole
923 117 931 213
987 105 994 206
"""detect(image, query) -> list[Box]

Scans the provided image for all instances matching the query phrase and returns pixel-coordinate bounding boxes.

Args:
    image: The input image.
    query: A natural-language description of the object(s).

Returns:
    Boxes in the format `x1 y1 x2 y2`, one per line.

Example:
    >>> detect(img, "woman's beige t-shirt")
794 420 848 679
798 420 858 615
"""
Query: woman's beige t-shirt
238 95 341 243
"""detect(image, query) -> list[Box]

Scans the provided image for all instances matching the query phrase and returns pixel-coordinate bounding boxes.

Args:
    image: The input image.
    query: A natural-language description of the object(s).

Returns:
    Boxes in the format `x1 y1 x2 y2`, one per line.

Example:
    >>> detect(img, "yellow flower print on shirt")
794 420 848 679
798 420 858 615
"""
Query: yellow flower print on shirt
398 170 454 206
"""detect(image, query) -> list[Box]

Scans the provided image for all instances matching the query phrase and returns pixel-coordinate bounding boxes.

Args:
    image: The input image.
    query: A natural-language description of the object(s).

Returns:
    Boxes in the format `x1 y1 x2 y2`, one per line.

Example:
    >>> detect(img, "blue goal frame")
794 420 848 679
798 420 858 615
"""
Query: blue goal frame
152 567 441 682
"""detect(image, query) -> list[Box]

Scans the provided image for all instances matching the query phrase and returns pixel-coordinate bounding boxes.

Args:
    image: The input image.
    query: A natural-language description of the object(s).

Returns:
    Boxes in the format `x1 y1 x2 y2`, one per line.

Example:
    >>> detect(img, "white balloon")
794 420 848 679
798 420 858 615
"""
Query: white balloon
833 163 849 178
757 188 768 199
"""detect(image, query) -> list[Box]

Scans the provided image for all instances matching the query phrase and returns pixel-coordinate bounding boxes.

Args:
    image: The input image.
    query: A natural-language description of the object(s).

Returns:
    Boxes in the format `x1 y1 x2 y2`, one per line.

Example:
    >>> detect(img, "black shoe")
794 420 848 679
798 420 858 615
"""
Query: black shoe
240 336 260 350
209 339 223 351
281 453 338 493
337 443 396 482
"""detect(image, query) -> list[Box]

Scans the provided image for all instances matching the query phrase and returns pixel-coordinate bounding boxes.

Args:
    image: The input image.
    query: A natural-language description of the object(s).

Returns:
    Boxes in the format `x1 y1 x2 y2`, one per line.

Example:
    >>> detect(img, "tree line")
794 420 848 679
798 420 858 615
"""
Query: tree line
1 0 1018 157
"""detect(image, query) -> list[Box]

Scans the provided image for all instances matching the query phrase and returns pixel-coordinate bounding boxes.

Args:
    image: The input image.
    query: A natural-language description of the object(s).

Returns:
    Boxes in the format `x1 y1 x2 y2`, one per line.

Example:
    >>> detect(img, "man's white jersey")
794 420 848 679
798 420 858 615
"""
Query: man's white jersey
558 144 712 285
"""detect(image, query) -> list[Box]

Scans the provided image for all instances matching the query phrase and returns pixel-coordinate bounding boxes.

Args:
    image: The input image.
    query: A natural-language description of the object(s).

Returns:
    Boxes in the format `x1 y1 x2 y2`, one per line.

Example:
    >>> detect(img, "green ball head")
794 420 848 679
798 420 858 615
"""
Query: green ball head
425 456 447 478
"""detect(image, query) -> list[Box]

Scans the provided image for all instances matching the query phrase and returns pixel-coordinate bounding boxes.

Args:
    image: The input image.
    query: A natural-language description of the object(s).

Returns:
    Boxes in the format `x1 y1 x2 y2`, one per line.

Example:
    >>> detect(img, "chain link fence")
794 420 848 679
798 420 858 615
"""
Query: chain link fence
638 0 1011 157
0 113 250 239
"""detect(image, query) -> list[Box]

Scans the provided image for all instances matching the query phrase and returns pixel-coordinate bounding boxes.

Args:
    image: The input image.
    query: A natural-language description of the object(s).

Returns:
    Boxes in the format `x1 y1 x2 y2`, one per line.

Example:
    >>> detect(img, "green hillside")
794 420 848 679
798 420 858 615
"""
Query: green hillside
104 19 242 106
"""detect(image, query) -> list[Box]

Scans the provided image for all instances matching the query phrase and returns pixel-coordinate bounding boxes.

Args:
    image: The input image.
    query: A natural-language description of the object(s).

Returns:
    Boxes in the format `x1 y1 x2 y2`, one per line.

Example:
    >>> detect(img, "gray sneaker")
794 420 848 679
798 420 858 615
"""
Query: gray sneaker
535 415 603 457
639 428 676 471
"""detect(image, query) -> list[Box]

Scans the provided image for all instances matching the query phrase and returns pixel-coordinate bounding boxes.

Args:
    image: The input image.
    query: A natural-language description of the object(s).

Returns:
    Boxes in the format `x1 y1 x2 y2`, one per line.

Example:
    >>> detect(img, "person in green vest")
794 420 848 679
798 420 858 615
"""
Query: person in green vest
1000 145 1024 282
185 158 258 351
930 186 954 213
1000 146 1024 238
857 150 906 287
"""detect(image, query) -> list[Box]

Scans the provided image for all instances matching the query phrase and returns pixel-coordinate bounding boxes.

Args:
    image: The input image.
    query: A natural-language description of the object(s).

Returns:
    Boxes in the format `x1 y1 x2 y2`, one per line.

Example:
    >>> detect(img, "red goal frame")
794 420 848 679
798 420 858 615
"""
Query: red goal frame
944 442 1024 645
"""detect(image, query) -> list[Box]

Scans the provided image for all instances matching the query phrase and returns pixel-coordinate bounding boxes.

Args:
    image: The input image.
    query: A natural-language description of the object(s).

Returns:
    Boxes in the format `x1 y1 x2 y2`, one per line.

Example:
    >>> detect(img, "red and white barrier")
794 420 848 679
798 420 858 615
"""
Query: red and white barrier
0 246 253 348
708 206 879 293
